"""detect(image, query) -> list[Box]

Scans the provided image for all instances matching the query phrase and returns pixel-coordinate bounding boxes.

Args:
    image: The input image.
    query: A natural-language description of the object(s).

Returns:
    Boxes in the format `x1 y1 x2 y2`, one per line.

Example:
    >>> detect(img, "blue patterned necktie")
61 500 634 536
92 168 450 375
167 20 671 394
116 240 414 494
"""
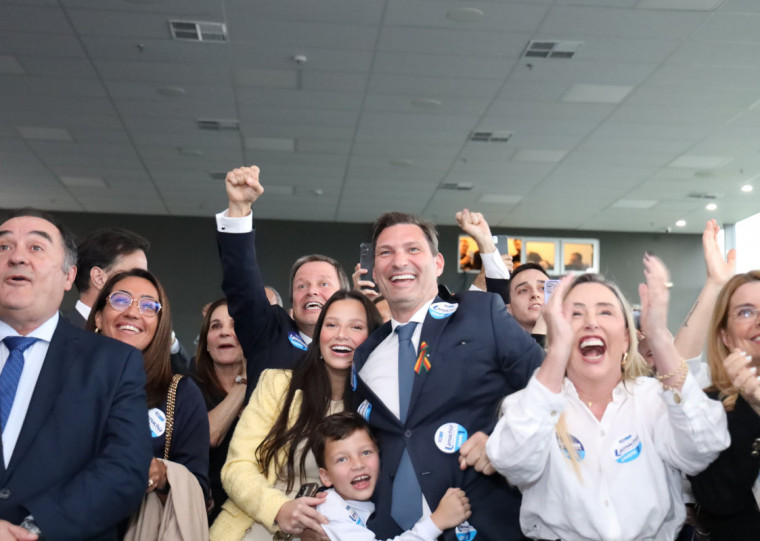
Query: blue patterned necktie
391 322 423 530
1 336 39 432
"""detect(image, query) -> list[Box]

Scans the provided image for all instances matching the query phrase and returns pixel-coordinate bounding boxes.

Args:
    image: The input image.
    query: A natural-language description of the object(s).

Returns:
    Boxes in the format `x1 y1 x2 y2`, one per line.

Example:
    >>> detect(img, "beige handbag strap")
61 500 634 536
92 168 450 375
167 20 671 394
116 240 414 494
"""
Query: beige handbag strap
163 374 183 460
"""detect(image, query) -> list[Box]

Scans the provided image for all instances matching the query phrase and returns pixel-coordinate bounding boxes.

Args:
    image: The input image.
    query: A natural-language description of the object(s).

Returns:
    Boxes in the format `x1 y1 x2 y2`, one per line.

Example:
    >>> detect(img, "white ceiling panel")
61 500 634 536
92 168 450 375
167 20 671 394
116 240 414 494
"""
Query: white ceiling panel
1 0 759 232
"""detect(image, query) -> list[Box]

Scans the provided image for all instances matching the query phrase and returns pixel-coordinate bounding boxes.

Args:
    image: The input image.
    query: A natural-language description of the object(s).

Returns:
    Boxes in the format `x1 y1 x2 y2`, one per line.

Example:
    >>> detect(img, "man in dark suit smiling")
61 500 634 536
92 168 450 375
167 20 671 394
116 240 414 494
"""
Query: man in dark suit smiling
352 212 544 541
0 209 151 541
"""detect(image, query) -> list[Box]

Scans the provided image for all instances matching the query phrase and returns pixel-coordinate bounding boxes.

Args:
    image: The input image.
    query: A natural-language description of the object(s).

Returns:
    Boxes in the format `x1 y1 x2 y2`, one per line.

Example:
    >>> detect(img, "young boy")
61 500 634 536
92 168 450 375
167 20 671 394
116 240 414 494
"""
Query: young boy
311 412 471 541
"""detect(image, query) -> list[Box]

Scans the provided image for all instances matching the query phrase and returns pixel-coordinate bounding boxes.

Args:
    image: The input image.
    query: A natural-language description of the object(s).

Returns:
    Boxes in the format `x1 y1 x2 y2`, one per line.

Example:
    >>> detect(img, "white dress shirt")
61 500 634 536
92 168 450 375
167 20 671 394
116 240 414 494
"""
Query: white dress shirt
0 313 58 467
467 250 510 292
75 299 90 321
486 373 730 541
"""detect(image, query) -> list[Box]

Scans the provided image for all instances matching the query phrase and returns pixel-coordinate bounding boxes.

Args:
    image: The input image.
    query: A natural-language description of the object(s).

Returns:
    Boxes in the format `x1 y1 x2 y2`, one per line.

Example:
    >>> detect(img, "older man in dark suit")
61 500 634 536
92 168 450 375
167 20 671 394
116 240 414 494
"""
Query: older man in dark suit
0 209 151 541
351 211 544 541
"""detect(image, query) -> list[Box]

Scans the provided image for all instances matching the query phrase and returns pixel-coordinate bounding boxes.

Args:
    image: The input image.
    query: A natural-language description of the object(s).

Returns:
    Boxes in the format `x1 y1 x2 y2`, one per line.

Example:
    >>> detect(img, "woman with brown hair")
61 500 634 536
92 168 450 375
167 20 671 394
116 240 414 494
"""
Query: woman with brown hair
210 290 382 541
689 270 760 539
192 298 247 521
86 268 210 499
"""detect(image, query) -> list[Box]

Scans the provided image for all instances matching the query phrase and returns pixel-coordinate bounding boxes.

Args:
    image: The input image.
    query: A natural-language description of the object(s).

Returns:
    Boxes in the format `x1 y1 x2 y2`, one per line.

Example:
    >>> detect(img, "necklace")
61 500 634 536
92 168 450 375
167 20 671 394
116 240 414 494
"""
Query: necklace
576 380 620 409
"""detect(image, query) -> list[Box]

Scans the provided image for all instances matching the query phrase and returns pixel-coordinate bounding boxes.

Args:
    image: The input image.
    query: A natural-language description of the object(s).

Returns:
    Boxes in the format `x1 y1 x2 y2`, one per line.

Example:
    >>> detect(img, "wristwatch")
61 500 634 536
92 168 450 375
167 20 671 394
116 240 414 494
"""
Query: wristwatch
20 515 42 537
234 375 248 385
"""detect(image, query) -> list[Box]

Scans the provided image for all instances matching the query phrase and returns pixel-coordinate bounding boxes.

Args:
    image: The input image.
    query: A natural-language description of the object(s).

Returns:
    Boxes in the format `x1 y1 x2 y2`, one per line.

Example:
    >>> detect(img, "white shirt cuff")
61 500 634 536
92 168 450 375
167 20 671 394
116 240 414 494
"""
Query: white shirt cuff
481 250 510 280
216 209 253 233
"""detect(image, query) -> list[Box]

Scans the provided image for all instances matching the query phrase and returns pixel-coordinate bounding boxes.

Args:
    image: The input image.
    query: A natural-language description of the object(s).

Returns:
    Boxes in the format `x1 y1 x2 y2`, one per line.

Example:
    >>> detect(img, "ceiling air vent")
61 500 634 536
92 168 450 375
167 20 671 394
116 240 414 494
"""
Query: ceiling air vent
522 40 583 59
169 20 227 42
688 192 718 200
196 118 240 131
469 131 513 143
440 181 473 191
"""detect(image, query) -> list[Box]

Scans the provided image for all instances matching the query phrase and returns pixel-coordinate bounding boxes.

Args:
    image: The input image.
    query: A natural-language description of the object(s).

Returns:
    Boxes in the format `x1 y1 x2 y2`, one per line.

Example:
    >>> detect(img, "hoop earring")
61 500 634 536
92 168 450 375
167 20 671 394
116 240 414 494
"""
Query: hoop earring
621 351 628 368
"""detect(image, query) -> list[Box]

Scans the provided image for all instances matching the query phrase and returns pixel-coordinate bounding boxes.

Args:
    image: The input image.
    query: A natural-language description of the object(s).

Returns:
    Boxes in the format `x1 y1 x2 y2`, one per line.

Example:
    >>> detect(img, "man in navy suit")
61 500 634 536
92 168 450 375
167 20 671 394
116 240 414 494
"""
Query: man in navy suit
0 209 151 540
352 212 544 541
216 166 350 393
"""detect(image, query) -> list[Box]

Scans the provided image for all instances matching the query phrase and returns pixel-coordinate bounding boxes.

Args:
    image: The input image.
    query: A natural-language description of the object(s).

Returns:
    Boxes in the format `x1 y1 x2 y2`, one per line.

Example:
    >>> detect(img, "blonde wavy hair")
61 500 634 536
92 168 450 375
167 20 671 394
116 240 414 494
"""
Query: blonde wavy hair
706 271 760 412
552 273 650 480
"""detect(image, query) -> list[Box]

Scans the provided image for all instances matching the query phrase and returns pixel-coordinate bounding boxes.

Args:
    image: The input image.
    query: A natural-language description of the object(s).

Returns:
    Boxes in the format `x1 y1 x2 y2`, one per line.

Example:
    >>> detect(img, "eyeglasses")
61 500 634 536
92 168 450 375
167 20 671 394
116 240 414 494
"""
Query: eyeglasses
730 306 760 323
107 291 162 317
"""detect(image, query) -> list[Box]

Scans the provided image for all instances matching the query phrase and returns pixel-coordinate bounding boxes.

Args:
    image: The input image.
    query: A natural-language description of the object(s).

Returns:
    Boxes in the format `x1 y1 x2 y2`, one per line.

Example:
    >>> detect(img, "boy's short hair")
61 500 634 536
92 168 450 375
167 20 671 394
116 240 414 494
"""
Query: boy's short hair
311 412 378 469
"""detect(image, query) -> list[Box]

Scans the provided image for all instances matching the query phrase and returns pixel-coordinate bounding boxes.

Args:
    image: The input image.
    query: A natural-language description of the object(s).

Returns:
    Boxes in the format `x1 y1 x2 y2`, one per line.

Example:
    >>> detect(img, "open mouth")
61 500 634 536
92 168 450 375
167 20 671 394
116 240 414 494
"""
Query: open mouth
579 336 606 360
217 343 236 349
390 273 415 283
331 345 354 354
351 474 371 488
116 324 141 334
528 302 543 310
6 274 31 284
304 302 323 310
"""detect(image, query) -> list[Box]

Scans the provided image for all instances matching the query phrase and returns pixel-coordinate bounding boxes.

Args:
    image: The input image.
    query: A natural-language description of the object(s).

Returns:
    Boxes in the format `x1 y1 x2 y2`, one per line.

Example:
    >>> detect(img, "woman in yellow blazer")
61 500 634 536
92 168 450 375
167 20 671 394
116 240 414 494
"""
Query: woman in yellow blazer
210 291 382 541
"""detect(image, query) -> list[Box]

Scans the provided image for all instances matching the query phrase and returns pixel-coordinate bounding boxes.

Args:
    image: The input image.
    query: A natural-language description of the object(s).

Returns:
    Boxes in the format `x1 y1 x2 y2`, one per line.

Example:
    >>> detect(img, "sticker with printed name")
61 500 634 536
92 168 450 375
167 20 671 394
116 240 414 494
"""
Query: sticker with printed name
288 332 308 351
429 302 458 319
455 521 477 541
555 433 586 461
357 400 372 422
148 408 166 438
612 433 642 463
434 422 468 454
347 506 364 527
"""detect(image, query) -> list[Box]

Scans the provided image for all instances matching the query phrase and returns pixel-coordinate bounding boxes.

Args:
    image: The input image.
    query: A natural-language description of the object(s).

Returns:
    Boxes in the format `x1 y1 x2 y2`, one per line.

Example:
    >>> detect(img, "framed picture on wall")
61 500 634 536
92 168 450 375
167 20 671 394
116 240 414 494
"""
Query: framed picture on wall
522 238 558 274
561 239 600 274
457 234 482 273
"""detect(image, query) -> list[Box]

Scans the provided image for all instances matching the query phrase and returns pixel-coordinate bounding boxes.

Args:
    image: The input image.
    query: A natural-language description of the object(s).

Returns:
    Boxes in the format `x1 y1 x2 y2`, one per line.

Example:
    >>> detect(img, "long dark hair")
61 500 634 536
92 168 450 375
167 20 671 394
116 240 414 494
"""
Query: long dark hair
85 268 173 408
193 298 243 401
256 290 383 492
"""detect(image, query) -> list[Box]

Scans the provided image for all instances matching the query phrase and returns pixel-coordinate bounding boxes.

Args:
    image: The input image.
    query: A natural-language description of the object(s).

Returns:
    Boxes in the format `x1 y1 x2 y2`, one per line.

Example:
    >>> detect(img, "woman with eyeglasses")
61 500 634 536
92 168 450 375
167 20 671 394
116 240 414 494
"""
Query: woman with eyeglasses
688 271 760 540
86 268 210 502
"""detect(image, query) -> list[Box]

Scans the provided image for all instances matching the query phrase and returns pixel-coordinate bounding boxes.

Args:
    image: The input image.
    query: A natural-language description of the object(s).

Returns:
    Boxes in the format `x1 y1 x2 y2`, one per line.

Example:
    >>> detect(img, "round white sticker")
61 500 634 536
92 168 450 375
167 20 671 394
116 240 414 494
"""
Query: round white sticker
434 422 468 454
429 302 458 319
148 408 166 438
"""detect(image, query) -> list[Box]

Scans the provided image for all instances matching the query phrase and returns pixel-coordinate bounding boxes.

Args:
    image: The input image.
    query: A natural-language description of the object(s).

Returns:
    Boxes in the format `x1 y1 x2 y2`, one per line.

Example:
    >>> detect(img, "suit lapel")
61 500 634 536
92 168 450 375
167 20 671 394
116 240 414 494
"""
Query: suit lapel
407 296 456 416
6 320 73 475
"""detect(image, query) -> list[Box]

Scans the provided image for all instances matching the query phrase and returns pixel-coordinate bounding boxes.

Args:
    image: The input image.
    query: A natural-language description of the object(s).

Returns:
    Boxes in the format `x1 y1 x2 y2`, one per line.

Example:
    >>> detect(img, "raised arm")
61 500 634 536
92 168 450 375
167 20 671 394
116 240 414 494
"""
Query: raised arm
674 219 735 359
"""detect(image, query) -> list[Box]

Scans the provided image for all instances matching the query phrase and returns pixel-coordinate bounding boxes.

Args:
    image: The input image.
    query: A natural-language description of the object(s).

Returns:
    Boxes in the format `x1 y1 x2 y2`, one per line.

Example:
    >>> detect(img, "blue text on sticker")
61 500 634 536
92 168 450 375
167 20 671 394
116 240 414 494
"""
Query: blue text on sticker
288 332 308 351
429 302 458 319
148 408 166 438
351 364 357 391
357 400 372 422
555 433 586 461
347 507 365 527
455 521 477 541
613 433 642 463
435 422 468 454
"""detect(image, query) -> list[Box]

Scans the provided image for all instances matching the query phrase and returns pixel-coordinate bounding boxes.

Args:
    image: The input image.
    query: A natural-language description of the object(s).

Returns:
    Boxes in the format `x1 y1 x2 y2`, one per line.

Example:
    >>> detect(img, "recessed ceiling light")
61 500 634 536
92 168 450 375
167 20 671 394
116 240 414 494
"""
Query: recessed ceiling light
669 155 732 169
312 188 324 196
156 86 186 97
17 126 73 142
741 184 754 192
446 7 484 23
178 147 203 156
675 220 686 227
389 159 414 167
411 98 442 109
706 203 717 211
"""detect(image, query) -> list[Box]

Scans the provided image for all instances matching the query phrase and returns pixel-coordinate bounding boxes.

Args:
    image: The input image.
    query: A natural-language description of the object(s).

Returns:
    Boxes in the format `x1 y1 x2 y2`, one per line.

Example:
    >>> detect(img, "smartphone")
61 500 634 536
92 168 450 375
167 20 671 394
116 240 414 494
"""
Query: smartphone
359 242 377 291
544 279 560 304
493 235 509 256
274 483 321 540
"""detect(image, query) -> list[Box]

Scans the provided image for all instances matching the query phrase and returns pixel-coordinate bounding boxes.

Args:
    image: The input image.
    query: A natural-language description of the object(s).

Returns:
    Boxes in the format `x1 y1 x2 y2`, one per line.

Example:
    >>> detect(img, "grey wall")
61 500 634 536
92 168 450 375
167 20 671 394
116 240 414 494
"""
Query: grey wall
20 210 703 349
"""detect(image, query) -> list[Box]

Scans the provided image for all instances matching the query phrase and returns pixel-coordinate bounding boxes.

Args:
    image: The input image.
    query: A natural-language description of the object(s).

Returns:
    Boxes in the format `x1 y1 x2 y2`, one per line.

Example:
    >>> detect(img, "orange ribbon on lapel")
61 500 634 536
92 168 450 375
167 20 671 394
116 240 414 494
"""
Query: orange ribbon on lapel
414 341 431 374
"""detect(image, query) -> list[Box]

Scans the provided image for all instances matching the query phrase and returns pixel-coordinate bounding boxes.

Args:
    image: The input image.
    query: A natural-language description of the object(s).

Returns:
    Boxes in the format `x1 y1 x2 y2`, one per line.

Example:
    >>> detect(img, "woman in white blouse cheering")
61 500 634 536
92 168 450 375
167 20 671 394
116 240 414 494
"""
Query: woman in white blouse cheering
486 255 729 541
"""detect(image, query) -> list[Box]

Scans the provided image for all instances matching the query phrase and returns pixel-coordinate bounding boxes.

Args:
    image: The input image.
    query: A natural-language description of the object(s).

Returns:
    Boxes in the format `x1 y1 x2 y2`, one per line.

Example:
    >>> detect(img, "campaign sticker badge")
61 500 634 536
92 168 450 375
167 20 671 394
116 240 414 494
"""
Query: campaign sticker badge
288 332 308 351
351 364 358 391
612 433 642 463
347 506 364 527
357 400 372 422
455 521 477 541
148 408 166 438
429 302 458 319
434 422 468 454
555 433 586 461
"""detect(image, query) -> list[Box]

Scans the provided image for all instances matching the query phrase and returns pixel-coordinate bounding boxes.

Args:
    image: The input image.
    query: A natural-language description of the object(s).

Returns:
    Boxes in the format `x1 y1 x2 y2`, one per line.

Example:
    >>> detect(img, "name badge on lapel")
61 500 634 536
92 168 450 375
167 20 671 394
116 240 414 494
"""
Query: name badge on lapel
429 302 458 319
288 332 308 351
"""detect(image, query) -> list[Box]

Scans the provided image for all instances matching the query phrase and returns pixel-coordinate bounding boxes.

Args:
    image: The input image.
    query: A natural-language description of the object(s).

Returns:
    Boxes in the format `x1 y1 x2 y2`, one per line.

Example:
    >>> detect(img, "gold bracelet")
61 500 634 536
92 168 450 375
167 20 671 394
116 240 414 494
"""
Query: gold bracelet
655 360 687 381
661 361 688 392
